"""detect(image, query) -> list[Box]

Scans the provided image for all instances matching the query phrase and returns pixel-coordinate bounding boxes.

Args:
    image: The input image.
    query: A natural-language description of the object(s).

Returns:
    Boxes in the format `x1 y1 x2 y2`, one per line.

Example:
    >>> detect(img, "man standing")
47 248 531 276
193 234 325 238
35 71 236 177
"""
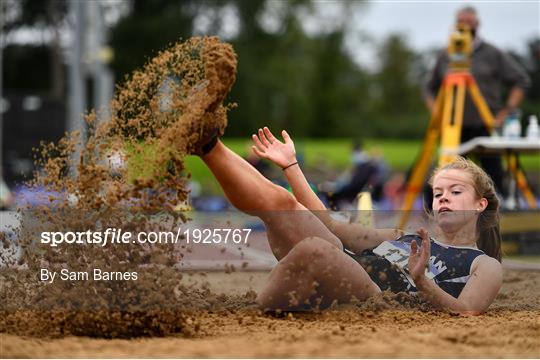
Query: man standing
424 6 530 197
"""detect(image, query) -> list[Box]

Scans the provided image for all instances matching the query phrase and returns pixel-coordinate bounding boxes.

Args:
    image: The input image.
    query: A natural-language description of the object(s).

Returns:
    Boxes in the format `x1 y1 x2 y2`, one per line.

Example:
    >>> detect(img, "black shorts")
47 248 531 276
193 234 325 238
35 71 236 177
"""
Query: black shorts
346 249 411 293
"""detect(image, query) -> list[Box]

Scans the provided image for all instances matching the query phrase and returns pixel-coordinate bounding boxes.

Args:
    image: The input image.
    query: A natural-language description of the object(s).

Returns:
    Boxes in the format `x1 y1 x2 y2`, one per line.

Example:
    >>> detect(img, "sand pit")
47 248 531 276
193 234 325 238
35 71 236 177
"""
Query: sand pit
2 269 539 358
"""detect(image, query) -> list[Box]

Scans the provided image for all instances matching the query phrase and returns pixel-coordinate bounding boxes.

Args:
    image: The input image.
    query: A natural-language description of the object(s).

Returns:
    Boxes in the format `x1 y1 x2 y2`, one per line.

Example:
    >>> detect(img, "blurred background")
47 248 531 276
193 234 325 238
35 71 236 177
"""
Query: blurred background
1 0 539 211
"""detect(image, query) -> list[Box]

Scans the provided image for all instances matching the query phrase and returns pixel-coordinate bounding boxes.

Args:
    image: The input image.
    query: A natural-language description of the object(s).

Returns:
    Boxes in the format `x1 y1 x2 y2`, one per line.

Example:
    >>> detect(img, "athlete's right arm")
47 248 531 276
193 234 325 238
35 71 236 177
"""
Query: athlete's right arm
282 156 403 252
251 127 326 211
251 128 403 252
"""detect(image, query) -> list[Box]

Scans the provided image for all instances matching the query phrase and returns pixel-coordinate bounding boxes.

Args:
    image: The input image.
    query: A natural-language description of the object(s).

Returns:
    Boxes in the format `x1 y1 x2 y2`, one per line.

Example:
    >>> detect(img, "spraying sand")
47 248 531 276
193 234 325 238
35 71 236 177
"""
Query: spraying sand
1 36 238 338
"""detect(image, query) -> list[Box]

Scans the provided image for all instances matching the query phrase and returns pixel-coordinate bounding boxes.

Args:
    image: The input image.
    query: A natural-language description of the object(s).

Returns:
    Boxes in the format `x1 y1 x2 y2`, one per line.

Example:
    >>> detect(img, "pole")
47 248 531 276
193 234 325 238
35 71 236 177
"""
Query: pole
0 2 4 178
68 0 86 174
87 1 113 122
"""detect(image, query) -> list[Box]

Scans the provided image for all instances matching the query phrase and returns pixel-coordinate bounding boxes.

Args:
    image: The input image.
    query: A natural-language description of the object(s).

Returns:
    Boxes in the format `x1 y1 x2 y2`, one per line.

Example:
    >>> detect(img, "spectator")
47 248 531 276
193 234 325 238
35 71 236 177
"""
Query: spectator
424 5 531 199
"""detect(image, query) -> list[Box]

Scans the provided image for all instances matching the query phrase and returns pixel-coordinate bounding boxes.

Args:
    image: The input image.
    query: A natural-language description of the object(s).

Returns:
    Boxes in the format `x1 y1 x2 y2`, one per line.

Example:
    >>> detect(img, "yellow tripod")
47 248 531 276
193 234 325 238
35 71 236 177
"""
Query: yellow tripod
399 71 537 227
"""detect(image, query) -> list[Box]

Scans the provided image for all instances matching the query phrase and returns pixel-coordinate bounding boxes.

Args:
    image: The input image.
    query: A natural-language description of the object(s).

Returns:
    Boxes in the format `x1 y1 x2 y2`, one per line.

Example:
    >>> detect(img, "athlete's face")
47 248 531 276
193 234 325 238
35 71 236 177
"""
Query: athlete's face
432 169 487 232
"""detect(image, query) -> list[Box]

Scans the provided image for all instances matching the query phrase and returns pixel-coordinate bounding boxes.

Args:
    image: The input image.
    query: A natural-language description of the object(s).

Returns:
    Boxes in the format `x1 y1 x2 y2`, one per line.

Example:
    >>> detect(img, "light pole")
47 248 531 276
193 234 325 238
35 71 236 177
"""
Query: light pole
68 0 86 175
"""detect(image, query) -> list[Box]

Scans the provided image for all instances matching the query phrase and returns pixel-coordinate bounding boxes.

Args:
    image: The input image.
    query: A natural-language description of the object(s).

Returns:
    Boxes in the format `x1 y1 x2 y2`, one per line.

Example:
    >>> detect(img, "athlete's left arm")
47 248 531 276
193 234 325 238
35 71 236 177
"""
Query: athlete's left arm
455 256 503 313
409 230 503 315
414 256 502 315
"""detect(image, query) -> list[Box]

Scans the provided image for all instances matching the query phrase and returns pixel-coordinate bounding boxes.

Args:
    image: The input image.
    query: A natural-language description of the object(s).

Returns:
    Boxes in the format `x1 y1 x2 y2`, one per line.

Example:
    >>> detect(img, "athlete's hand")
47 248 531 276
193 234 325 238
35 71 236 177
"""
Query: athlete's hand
252 127 296 169
408 228 431 283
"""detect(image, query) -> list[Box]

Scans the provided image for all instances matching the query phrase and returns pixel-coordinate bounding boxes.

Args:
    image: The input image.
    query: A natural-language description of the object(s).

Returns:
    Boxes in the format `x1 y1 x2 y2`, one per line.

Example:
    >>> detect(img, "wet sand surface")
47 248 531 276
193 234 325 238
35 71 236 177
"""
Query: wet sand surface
2 269 539 358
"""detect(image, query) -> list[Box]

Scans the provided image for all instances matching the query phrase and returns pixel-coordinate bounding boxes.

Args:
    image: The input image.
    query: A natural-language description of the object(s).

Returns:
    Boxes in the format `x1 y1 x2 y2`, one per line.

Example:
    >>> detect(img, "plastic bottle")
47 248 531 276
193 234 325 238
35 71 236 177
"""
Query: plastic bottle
526 115 540 139
503 110 522 139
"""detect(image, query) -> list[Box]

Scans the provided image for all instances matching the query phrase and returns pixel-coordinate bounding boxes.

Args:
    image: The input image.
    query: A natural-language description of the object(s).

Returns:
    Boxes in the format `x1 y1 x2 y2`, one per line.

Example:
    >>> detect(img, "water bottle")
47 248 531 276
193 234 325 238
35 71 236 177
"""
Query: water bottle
503 110 522 139
526 115 540 140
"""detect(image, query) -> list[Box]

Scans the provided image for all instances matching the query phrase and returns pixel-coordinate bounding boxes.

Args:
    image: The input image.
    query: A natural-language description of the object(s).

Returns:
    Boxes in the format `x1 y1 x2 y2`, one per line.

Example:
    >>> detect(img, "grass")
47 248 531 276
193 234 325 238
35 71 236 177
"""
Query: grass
127 137 539 195
183 137 539 192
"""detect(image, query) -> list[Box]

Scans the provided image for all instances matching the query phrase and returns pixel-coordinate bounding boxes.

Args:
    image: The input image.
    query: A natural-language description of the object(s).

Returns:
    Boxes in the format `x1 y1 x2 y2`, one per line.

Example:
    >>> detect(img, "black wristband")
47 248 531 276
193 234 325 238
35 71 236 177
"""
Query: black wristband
281 161 298 171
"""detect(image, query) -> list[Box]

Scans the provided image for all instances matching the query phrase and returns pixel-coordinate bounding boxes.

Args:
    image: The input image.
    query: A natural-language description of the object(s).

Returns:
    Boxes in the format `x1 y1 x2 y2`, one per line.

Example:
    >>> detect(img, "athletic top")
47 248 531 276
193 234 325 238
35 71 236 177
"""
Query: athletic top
346 234 486 298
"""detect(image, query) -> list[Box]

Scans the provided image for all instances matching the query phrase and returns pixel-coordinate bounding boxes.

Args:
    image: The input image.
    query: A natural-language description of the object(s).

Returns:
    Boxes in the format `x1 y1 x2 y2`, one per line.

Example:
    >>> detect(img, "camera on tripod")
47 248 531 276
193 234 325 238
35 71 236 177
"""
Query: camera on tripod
447 23 473 70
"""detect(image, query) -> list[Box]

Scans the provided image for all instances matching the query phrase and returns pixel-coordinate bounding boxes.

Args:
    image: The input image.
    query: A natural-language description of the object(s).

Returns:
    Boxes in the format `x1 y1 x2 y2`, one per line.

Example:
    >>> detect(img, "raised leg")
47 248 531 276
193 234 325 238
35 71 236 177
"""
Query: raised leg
202 140 292 213
201 140 343 259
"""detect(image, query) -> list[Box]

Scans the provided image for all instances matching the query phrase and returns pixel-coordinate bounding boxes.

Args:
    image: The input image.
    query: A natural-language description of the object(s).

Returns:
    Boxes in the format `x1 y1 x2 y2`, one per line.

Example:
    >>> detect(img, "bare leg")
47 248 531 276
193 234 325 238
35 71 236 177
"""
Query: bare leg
202 142 379 310
201 140 342 259
202 140 291 213
256 237 381 311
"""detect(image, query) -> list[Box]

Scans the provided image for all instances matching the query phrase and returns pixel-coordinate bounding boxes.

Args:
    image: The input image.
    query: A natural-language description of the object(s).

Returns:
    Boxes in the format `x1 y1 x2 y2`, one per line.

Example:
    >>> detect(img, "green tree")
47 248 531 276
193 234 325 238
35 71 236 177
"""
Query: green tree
109 0 372 138
225 0 371 137
508 38 540 121
1 0 68 98
110 0 197 81
370 34 426 138
307 30 372 138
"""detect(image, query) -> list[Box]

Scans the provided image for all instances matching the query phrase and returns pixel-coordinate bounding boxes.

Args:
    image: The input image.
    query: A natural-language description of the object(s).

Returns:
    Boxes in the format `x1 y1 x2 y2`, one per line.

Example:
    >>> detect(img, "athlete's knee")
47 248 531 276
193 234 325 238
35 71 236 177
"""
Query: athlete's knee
267 185 298 211
287 237 341 269
248 182 298 212
293 233 343 253
239 185 294 214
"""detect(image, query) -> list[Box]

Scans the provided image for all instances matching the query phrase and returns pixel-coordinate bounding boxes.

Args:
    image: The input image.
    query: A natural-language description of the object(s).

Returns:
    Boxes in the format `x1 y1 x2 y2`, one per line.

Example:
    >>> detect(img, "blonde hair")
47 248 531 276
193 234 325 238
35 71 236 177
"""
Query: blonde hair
429 157 502 262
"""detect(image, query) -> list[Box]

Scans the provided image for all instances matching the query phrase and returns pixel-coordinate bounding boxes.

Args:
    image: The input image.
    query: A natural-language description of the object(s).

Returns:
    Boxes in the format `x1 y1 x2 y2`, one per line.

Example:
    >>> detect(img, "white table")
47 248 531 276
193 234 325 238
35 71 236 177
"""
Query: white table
454 137 540 209
455 137 540 156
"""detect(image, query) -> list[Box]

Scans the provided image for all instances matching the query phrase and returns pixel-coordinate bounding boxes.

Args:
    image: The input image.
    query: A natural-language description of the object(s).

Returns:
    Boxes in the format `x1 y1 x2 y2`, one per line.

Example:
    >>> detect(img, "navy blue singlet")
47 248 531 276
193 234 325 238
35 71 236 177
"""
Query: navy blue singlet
346 234 486 298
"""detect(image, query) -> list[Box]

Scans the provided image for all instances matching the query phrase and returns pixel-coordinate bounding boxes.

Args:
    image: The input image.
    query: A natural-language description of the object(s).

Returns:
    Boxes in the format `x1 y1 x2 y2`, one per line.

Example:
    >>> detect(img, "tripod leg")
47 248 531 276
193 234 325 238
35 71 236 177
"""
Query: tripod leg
508 153 538 209
468 79 495 132
516 170 537 209
469 76 535 207
399 86 444 227
440 77 465 165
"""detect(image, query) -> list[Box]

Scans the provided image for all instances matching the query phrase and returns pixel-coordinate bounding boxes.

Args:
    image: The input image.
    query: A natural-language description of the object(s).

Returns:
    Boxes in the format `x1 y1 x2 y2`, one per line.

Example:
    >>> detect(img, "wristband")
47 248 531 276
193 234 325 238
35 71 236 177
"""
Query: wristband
281 161 298 171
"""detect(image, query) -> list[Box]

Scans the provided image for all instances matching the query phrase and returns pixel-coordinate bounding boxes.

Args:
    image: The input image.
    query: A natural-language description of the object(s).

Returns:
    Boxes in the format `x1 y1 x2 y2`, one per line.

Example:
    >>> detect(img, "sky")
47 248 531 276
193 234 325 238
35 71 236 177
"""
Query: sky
348 0 540 69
